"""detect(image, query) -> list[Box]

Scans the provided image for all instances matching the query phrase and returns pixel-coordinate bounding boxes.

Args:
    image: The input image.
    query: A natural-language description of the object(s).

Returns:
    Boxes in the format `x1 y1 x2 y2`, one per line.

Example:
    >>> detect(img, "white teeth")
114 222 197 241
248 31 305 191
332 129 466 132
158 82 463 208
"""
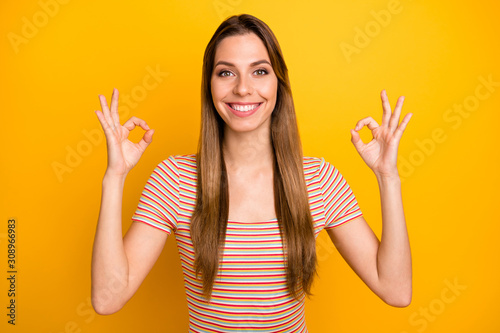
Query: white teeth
229 103 260 112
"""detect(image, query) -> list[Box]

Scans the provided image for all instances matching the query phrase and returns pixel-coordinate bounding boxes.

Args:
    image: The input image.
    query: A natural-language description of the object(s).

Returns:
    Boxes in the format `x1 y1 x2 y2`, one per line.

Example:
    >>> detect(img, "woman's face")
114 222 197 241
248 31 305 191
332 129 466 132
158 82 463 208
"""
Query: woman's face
211 32 278 135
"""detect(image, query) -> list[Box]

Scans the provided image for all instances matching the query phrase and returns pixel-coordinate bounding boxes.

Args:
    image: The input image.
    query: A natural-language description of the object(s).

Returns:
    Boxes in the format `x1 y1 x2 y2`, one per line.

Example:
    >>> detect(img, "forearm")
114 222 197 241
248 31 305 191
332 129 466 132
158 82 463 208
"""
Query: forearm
91 173 130 314
375 174 412 306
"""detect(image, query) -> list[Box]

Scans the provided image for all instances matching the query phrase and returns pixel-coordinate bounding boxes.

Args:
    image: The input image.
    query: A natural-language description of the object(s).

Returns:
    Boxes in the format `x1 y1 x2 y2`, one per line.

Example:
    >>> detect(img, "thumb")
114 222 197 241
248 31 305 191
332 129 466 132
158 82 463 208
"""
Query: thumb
350 129 364 151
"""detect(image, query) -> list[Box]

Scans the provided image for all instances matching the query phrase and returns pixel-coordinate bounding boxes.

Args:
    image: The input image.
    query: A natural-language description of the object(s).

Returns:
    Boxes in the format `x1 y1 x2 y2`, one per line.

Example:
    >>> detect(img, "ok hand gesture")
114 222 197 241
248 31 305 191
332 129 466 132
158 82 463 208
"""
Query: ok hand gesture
95 88 154 178
350 90 412 178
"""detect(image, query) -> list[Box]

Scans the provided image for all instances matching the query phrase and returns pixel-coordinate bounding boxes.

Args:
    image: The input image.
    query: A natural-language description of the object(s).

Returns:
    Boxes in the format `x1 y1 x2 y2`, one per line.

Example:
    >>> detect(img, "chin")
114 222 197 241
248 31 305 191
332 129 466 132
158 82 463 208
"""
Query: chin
225 124 261 134
225 119 271 135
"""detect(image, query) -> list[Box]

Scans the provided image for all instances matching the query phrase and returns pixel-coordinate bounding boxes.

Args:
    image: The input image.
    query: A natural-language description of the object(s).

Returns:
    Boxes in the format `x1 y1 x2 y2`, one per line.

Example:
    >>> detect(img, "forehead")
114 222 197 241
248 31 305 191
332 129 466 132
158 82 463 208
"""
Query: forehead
214 33 270 64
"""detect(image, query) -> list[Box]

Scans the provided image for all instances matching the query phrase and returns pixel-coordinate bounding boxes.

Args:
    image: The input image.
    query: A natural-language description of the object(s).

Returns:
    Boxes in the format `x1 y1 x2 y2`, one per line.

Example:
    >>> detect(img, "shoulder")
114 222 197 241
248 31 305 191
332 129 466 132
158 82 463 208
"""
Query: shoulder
149 154 197 180
157 154 196 169
303 156 333 176
170 154 197 167
303 156 345 188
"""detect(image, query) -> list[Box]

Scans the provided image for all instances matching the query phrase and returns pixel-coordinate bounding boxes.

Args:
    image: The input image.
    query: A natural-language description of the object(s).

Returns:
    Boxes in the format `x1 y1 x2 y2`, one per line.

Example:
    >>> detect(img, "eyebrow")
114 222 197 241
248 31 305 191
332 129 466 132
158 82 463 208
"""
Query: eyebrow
214 59 272 68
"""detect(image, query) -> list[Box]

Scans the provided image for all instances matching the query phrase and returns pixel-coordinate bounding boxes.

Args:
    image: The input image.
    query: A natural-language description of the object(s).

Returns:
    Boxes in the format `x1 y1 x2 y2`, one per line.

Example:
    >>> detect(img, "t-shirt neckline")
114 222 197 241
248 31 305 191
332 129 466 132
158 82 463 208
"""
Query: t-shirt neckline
227 217 278 223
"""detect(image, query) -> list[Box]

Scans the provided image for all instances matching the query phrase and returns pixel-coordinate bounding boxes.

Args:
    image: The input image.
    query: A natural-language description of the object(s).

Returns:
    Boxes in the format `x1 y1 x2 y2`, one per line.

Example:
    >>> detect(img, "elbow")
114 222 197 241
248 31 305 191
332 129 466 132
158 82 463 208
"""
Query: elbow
377 275 413 308
382 289 412 308
90 274 130 315
385 295 412 308
92 304 115 316
91 291 125 316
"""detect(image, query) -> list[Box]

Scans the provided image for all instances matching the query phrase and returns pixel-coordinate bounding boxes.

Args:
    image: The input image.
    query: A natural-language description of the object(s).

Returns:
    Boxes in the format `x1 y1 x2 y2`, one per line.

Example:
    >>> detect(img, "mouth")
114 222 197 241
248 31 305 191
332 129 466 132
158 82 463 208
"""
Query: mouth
225 102 263 118
226 103 263 112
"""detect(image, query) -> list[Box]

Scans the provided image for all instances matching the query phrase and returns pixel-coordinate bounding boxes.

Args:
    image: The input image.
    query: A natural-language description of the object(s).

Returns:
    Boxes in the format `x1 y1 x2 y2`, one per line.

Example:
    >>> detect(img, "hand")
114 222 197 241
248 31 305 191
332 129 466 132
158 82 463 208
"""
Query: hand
95 88 154 177
350 90 412 178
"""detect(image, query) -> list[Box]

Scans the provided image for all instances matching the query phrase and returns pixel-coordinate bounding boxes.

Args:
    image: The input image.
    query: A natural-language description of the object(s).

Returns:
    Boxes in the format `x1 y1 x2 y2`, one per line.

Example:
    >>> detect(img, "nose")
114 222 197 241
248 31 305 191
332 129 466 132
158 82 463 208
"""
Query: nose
233 74 253 96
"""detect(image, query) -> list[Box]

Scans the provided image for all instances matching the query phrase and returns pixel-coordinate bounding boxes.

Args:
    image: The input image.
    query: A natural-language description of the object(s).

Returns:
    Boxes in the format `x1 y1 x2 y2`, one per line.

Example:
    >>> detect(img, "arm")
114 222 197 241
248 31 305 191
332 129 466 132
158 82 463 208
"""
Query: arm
326 90 412 307
91 89 167 315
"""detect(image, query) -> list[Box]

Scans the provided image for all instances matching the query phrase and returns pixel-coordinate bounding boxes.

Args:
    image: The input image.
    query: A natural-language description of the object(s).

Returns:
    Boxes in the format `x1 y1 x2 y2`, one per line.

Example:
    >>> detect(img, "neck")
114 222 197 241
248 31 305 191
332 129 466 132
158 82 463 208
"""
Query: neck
222 126 274 172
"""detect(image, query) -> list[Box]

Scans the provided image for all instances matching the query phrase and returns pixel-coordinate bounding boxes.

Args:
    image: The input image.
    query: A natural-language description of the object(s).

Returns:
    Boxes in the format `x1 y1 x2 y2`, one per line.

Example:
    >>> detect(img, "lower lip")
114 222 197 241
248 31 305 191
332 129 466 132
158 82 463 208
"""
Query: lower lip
225 103 262 118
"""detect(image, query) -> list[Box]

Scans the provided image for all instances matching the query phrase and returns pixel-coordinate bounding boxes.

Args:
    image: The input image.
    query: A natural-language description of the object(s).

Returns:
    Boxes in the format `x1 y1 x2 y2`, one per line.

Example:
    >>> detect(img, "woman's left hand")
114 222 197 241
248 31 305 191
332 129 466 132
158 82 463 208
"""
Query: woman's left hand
350 89 412 178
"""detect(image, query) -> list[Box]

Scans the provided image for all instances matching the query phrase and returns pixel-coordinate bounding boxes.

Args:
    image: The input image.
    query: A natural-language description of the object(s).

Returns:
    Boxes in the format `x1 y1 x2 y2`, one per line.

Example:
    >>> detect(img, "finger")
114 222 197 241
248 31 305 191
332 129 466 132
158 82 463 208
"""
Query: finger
350 129 365 151
137 129 155 151
98 94 114 130
388 95 405 132
110 88 121 128
380 89 392 127
355 116 379 131
94 110 112 132
123 116 151 132
394 112 413 141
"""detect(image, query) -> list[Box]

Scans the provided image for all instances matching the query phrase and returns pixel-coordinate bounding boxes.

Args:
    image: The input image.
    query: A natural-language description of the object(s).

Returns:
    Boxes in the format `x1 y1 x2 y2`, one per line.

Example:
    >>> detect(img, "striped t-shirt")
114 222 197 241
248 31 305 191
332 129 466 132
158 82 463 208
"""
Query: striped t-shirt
131 154 362 332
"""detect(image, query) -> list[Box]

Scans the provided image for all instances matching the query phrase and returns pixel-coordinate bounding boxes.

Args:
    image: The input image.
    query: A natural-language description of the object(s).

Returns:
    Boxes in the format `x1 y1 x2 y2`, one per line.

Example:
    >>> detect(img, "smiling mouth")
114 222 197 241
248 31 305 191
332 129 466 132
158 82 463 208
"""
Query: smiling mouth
226 103 262 112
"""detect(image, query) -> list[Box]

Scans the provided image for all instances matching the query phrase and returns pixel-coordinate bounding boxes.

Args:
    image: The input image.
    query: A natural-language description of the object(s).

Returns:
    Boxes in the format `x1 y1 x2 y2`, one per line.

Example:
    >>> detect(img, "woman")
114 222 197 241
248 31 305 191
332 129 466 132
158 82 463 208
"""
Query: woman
91 14 412 332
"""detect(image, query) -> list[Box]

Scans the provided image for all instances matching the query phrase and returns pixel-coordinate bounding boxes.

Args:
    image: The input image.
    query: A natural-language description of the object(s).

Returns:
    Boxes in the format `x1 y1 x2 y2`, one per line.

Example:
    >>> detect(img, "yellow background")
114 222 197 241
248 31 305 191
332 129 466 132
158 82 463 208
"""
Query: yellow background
1 0 499 332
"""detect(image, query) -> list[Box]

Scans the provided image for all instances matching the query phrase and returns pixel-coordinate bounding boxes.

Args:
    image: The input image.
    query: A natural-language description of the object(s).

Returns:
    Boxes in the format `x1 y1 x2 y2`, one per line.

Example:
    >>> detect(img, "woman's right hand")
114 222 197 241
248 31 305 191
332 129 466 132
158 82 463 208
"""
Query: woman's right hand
95 88 154 178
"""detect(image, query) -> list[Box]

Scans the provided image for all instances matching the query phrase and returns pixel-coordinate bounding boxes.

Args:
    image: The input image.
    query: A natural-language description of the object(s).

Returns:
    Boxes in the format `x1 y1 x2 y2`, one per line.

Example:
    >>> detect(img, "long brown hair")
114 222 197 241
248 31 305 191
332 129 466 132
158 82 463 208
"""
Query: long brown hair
190 14 316 301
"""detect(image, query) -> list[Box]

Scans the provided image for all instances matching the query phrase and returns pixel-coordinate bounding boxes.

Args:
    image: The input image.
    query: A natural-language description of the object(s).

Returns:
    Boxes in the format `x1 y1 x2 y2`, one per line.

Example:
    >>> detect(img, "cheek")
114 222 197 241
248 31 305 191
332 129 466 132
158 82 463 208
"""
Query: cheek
211 81 231 101
262 79 278 101
210 78 217 98
210 82 226 116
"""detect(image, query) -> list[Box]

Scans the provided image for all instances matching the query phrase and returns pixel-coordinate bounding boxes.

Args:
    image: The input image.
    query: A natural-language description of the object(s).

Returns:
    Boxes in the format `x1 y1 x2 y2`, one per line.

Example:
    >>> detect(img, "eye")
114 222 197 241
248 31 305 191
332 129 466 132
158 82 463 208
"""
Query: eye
254 68 268 75
218 70 233 77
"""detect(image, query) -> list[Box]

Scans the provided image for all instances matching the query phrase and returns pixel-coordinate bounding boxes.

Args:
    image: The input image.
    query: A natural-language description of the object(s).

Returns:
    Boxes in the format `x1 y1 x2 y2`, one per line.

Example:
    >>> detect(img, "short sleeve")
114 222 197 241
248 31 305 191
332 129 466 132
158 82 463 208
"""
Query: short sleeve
317 158 363 229
131 156 180 234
